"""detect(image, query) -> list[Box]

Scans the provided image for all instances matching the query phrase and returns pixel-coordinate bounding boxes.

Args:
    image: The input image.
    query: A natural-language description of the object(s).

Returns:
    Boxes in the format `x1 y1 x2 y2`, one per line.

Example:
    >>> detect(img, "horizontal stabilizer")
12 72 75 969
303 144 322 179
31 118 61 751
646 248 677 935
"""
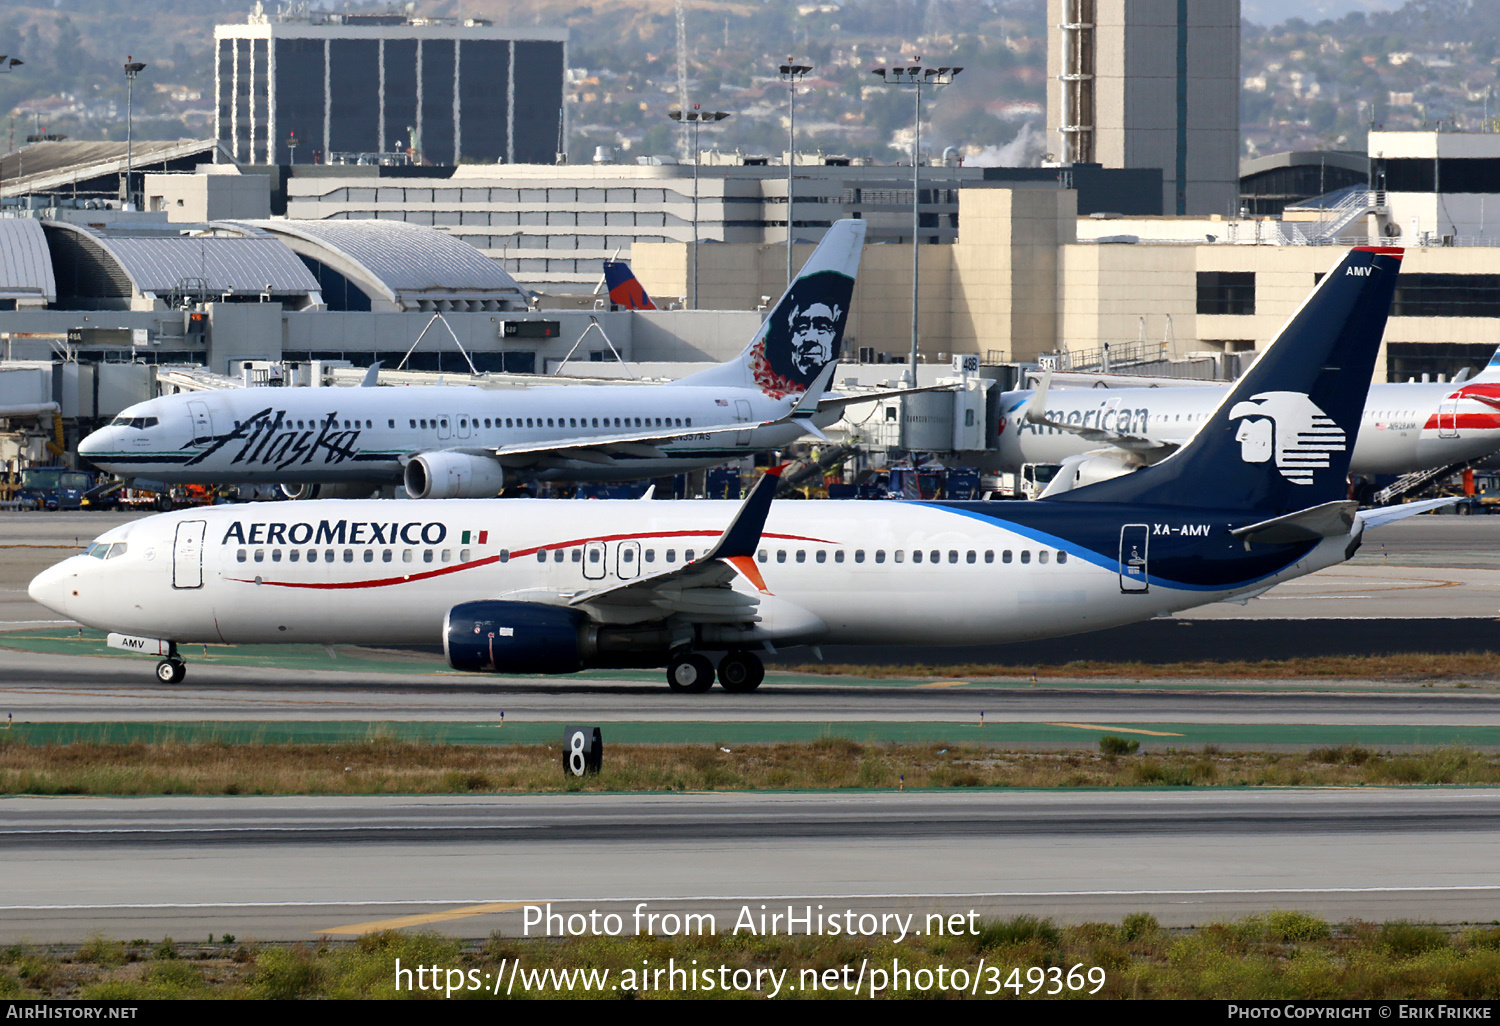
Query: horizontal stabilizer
1230 500 1357 545
1356 497 1461 531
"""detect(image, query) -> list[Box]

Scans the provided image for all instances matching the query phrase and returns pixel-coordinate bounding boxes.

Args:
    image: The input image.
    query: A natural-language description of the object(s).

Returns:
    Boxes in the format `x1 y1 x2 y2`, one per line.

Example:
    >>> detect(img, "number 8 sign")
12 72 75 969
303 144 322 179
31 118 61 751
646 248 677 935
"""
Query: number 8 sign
563 726 603 777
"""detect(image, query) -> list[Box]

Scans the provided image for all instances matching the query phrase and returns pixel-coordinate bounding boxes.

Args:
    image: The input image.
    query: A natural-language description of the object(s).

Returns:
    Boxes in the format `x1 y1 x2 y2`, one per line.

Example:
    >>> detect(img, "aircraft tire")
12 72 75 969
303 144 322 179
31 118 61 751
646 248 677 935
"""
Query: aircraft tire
666 653 714 693
717 651 764 692
155 659 186 685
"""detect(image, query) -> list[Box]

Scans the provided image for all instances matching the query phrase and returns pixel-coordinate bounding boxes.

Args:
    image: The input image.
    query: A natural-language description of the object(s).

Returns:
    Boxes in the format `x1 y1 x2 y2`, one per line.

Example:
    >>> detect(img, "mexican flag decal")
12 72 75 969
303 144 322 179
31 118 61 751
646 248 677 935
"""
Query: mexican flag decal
461 530 489 545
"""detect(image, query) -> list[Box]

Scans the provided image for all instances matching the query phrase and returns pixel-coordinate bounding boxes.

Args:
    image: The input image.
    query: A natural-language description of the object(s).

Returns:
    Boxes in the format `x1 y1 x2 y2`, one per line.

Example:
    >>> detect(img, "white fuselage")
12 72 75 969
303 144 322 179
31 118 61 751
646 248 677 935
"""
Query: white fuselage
79 383 829 486
995 380 1500 476
31 498 1349 652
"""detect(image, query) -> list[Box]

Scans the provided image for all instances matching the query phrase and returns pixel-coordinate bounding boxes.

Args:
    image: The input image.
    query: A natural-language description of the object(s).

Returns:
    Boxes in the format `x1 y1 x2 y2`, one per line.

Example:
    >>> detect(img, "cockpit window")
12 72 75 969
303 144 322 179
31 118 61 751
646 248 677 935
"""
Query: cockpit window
108 416 158 430
105 543 127 559
85 542 127 559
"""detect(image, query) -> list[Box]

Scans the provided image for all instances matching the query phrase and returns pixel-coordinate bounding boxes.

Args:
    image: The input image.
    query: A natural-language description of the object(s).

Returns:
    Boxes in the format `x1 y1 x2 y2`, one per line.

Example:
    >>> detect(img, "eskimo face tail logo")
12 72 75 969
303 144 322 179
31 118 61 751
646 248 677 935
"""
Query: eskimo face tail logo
1228 391 1346 485
748 270 854 399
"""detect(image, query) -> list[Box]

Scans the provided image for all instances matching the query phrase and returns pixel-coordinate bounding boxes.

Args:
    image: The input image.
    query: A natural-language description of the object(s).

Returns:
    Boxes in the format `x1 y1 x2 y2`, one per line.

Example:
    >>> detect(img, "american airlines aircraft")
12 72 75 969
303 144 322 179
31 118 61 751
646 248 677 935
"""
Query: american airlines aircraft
31 246 1449 690
994 345 1500 496
78 221 890 499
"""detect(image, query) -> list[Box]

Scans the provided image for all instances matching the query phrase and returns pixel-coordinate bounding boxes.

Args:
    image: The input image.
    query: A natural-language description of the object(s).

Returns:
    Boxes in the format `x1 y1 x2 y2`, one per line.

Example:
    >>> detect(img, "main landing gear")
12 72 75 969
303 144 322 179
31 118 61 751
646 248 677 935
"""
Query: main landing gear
665 650 764 693
155 643 186 684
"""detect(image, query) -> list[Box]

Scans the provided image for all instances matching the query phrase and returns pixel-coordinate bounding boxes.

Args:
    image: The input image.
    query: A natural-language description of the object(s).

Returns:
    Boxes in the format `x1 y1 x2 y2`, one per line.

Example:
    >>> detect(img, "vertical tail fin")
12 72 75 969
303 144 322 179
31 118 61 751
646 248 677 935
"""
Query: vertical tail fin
603 261 658 310
676 219 866 398
1053 246 1404 513
1468 341 1500 382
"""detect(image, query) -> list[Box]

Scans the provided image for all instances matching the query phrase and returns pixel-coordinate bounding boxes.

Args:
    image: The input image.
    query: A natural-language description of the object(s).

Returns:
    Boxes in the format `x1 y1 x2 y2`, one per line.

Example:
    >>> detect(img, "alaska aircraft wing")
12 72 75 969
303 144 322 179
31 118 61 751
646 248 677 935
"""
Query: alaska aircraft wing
564 467 783 618
1022 368 1179 461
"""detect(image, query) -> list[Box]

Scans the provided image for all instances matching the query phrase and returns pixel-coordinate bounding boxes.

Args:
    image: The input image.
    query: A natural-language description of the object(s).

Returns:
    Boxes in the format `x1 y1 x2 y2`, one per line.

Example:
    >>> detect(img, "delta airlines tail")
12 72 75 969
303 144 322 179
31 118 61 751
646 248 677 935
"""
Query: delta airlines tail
602 261 657 310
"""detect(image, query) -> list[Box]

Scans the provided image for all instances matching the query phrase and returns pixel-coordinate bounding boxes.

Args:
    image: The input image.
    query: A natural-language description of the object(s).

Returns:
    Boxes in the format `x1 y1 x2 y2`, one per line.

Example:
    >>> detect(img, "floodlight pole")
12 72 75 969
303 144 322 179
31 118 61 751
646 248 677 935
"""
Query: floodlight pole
123 57 148 209
870 60 961 383
667 106 731 310
778 59 812 288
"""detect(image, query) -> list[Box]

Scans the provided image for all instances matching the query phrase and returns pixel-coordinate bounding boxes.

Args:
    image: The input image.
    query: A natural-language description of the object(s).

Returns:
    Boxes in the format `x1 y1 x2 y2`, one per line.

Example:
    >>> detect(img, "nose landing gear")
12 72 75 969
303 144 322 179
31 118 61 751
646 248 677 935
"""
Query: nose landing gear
155 643 186 684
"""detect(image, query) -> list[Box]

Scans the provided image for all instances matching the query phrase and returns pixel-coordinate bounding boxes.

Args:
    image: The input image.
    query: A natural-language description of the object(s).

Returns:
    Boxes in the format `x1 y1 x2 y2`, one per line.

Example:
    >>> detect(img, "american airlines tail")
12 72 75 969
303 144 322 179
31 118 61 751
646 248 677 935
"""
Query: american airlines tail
602 261 658 310
677 218 866 399
1054 246 1405 514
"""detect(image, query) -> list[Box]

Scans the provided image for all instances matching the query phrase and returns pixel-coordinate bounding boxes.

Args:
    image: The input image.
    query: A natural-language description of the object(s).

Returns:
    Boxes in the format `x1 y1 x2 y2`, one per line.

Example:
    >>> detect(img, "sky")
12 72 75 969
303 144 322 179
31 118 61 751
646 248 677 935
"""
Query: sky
1241 0 1408 24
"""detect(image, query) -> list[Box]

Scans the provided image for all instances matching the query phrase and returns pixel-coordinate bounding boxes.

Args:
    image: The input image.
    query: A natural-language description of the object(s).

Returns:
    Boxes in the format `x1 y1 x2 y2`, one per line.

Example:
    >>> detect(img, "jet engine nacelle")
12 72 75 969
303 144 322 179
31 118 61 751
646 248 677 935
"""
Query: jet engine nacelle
444 600 682 674
404 452 506 499
1037 454 1138 497
279 481 383 500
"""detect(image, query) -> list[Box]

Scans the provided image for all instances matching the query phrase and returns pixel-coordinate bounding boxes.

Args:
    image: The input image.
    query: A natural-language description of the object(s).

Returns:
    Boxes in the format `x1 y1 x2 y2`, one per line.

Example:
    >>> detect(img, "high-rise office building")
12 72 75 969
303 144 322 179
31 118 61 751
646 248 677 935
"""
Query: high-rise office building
214 10 565 167
1047 0 1239 216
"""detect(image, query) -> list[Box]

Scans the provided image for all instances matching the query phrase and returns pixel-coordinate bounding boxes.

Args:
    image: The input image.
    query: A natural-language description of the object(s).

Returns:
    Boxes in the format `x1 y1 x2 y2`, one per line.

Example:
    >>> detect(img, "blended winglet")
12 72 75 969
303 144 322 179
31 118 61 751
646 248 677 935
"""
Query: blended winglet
699 464 786 564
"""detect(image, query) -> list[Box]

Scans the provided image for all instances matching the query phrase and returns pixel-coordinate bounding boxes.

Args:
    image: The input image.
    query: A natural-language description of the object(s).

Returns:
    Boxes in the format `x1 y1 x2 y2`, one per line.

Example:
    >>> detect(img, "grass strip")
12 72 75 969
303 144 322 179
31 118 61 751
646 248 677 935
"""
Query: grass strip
3 738 1500 794
7 913 1500 999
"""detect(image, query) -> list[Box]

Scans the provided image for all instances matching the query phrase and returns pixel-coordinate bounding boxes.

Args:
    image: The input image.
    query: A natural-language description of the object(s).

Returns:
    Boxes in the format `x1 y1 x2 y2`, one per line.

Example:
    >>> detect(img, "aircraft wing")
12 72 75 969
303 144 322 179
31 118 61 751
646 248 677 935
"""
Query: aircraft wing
472 364 839 469
564 466 783 619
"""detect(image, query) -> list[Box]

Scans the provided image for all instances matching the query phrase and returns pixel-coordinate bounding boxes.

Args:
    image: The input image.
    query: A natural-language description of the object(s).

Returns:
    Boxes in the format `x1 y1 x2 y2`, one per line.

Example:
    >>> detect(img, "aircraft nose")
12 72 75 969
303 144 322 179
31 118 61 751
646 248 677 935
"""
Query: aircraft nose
77 427 107 458
27 560 75 616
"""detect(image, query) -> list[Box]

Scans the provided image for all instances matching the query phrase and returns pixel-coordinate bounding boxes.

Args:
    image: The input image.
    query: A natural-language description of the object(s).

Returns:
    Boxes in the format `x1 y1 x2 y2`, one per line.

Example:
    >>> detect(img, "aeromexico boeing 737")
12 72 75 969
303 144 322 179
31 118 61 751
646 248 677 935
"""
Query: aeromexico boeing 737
78 221 888 499
34 247 1446 690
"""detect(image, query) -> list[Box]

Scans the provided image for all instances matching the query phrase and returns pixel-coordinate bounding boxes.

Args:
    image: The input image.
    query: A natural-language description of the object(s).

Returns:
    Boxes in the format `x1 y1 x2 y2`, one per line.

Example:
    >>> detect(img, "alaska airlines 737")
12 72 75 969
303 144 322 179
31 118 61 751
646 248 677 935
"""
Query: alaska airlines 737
78 221 889 499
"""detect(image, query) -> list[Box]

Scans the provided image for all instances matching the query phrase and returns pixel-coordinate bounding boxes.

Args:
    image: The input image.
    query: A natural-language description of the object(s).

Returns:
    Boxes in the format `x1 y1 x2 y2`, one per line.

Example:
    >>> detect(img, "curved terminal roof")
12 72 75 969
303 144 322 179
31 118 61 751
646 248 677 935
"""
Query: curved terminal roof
44 222 323 302
222 218 528 311
0 219 56 305
1240 150 1369 179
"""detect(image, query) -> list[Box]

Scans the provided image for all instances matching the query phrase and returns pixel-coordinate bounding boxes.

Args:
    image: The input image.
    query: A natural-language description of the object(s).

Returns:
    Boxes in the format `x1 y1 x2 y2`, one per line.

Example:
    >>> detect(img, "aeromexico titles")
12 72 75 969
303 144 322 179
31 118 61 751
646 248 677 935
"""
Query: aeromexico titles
79 221 896 499
33 246 1453 692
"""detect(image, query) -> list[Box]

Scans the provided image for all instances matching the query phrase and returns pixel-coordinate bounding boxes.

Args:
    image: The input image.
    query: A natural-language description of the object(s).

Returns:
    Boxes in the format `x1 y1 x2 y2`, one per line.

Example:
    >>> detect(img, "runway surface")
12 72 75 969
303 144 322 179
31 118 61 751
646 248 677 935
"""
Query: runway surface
1 649 1497 726
3 789 1499 941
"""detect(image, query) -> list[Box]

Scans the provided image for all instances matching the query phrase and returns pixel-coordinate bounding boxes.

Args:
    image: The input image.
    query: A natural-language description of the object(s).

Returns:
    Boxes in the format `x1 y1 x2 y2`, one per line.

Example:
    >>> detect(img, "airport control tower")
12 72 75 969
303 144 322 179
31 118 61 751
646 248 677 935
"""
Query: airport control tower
214 8 565 167
1046 0 1240 217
